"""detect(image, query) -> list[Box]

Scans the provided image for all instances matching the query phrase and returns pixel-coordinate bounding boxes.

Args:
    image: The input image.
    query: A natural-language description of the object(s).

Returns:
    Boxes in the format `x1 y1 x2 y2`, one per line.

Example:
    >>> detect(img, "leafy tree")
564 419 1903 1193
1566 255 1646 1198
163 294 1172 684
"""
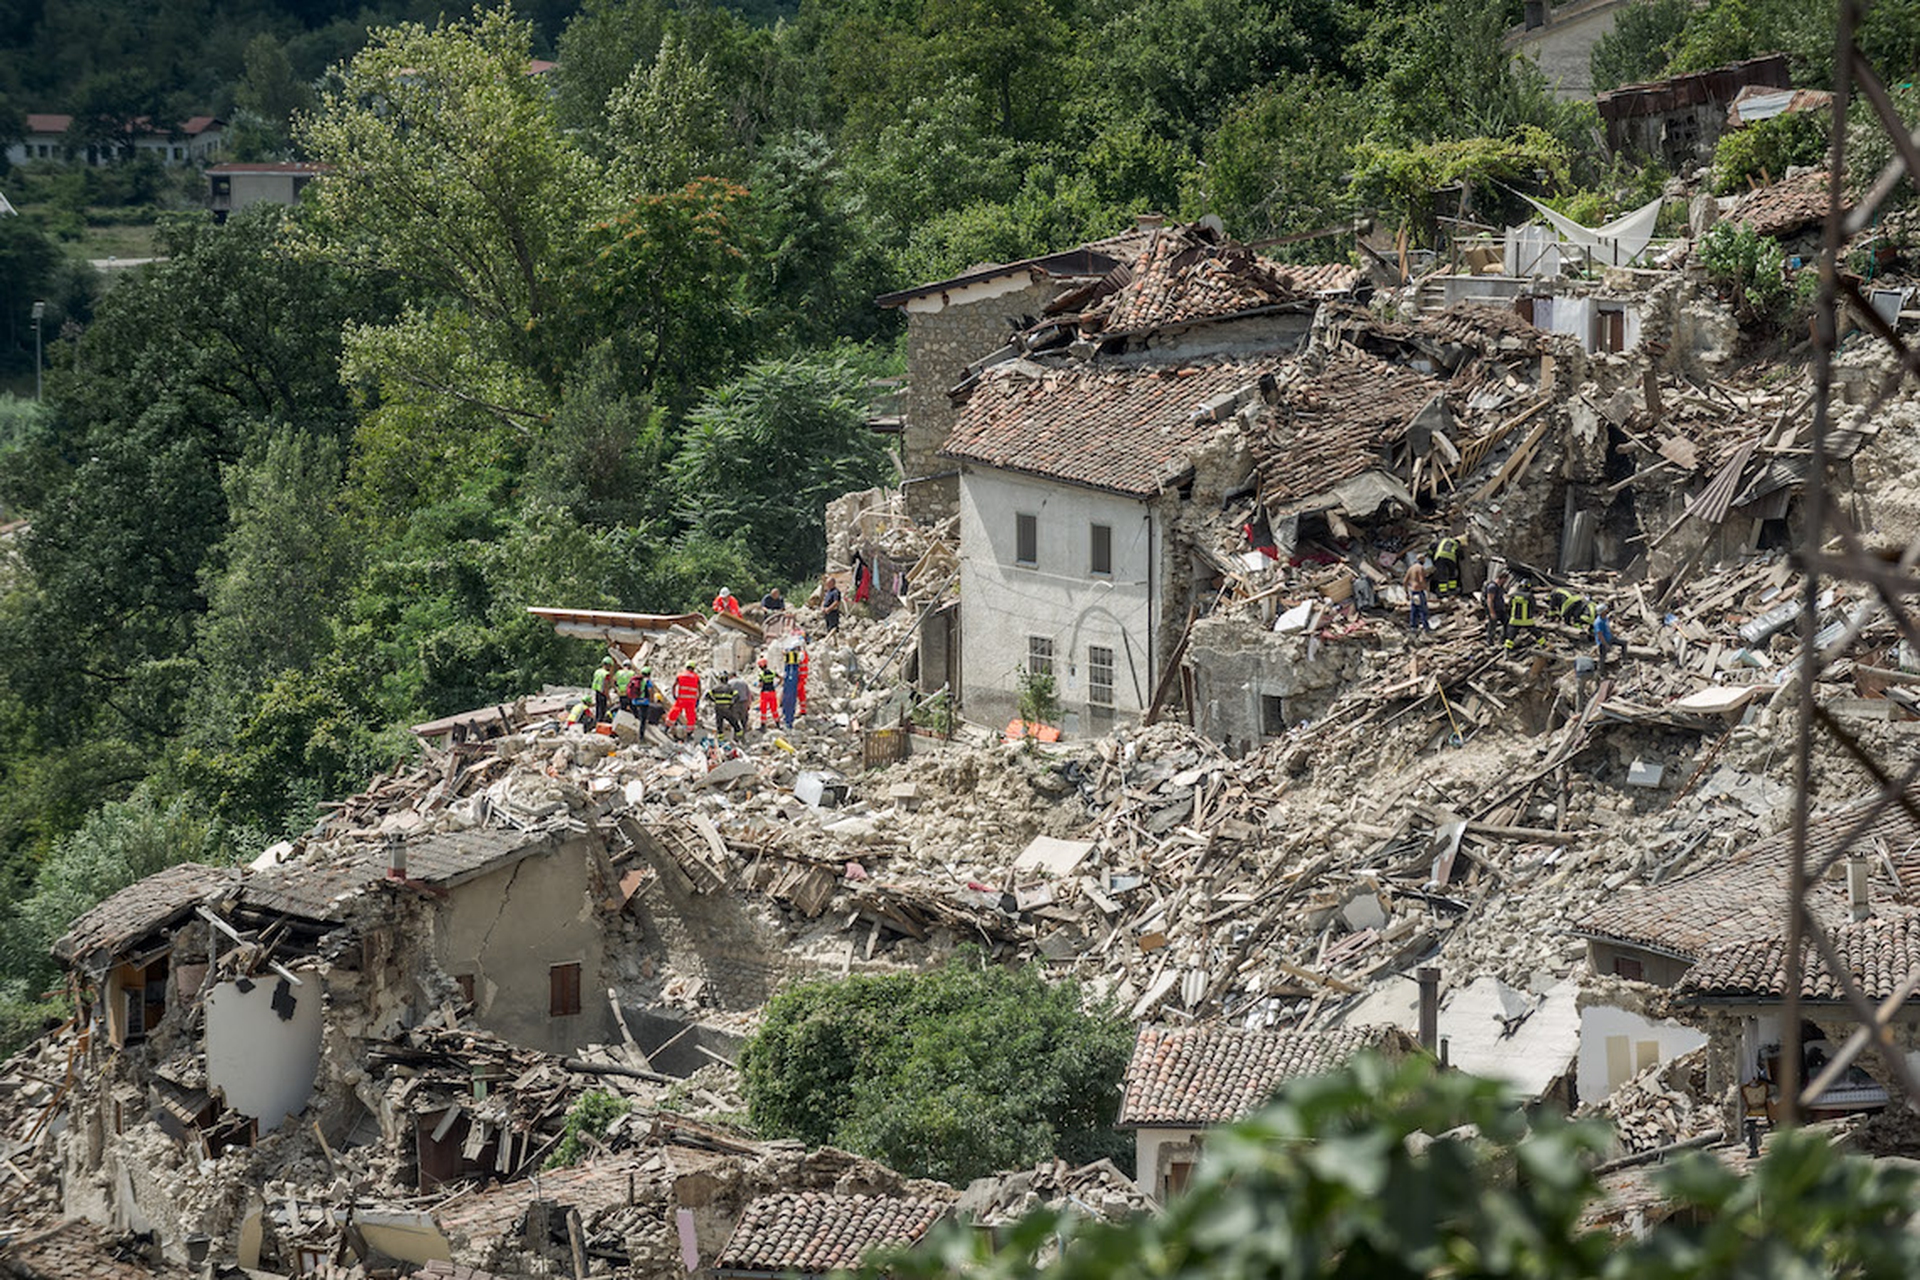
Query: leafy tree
524 342 670 530
1351 126 1573 242
7 207 382 745
552 0 673 139
673 348 897 582
228 33 317 160
1078 0 1323 153
746 130 896 349
741 954 1132 1184
193 426 356 726
298 5 599 398
877 1054 1920 1280
1196 74 1367 243
1359 0 1574 146
588 175 755 400
0 795 241 1053
1589 0 1690 92
605 29 736 194
1710 110 1830 195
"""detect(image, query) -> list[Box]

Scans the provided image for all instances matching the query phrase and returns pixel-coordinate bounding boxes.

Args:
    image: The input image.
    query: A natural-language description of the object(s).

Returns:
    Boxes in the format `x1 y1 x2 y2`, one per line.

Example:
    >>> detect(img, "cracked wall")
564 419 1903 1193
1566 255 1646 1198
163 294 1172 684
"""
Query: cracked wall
433 836 612 1055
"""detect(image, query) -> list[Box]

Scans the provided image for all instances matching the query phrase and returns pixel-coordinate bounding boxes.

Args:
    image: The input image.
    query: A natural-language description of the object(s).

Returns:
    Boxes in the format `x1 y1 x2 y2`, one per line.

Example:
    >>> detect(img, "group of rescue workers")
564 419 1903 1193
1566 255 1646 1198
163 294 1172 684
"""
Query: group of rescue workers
1400 534 1618 672
565 579 834 740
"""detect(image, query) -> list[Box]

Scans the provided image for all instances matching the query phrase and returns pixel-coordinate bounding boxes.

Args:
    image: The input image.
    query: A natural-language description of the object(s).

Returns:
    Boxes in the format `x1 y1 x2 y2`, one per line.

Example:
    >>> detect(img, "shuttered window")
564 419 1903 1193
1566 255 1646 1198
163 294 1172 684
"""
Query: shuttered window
549 962 582 1017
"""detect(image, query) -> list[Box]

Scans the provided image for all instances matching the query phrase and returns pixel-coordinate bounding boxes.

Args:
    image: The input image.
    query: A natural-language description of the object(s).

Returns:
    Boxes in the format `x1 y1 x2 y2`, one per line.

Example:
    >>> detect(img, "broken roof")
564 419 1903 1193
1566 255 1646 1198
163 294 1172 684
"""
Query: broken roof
52 862 231 968
874 227 1153 309
941 359 1274 497
1575 790 1920 960
1067 222 1318 337
1252 346 1442 517
713 1192 952 1277
0 1219 192 1279
1118 1024 1409 1127
1730 170 1846 238
1679 910 1920 1002
229 828 565 923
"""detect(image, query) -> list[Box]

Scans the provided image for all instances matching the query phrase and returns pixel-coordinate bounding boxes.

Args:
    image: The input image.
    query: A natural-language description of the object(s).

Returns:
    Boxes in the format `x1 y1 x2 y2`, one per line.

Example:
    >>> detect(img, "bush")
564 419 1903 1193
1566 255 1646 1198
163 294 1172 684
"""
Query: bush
877 1053 1920 1280
1711 111 1831 195
741 953 1132 1185
548 1090 630 1167
1700 219 1791 322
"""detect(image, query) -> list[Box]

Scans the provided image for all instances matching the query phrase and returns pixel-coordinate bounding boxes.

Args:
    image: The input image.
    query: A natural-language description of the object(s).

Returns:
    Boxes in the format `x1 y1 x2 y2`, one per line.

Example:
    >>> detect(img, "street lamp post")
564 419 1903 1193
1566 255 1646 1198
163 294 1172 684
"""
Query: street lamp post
31 300 45 401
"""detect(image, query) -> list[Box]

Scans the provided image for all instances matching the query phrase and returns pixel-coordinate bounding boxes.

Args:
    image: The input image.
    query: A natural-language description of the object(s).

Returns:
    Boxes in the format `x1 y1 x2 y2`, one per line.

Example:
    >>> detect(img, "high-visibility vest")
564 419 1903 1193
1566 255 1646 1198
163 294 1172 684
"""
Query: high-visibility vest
1436 538 1460 562
783 650 801 672
758 668 778 691
594 665 617 694
674 672 701 699
1509 596 1535 627
567 701 592 724
710 686 736 706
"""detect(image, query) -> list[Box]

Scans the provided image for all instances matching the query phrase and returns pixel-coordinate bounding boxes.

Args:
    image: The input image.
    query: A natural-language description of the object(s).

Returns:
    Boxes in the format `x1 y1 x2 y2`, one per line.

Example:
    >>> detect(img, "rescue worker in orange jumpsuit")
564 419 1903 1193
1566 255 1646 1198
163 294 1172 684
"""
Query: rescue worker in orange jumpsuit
798 647 810 715
667 663 702 728
756 658 779 728
711 587 742 616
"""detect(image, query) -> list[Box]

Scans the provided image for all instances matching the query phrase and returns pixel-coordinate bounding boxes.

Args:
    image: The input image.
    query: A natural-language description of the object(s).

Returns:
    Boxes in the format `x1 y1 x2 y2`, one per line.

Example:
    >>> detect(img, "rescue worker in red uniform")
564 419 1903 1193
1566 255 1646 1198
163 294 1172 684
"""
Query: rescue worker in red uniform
667 663 702 728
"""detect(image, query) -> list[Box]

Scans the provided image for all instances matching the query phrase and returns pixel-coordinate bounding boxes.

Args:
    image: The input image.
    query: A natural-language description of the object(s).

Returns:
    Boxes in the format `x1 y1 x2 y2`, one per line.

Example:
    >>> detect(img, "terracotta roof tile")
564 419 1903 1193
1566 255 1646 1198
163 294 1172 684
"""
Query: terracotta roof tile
1118 1024 1411 1127
1252 346 1441 514
1732 170 1845 238
942 359 1276 496
1576 788 1920 960
1077 224 1312 336
713 1192 952 1276
52 862 231 968
0 1219 192 1279
1680 910 1920 1001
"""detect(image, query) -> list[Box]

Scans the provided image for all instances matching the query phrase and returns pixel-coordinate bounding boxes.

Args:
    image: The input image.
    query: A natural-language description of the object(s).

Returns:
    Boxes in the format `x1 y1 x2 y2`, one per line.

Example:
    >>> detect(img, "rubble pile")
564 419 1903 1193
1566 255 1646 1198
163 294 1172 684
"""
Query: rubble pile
20 180 1920 1274
1583 1048 1718 1154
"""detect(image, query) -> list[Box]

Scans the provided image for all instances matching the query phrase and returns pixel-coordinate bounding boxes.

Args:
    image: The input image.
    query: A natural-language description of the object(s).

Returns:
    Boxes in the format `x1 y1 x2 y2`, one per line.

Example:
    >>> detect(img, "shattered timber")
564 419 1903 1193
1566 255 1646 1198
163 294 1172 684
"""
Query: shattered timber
19 81 1920 1280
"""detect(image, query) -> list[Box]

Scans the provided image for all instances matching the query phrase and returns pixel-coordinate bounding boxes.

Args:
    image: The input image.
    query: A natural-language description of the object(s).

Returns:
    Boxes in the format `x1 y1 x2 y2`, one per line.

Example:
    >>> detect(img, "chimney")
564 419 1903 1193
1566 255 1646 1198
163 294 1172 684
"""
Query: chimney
1417 966 1441 1054
387 834 408 881
1848 853 1870 922
1135 212 1167 232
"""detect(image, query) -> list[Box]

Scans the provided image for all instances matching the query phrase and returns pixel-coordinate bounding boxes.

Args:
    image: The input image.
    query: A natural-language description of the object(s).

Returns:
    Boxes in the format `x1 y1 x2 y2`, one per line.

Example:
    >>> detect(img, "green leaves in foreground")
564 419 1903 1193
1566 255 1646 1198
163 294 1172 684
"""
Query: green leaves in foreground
877 1054 1920 1280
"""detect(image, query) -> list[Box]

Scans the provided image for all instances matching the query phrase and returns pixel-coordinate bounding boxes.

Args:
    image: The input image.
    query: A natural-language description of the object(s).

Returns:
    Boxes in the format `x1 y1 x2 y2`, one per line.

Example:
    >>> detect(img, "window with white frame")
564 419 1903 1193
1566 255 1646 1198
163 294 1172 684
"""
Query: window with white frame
1087 646 1115 707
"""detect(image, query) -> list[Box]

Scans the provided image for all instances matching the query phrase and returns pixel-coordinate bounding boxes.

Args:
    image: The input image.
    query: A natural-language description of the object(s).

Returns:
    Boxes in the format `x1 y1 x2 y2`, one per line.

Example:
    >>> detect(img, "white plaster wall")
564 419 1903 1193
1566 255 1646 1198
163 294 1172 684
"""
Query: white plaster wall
957 466 1157 729
1576 1004 1708 1102
205 971 324 1133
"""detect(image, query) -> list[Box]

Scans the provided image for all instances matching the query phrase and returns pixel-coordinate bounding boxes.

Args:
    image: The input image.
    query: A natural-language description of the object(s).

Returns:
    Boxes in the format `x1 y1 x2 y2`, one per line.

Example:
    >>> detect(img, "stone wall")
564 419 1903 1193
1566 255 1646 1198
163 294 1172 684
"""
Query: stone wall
901 277 1061 521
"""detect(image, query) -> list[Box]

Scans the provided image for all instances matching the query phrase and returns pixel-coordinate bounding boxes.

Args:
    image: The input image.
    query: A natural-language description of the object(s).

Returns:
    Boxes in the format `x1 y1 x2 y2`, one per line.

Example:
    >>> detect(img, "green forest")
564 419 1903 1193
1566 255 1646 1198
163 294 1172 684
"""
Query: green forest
0 0 1912 1050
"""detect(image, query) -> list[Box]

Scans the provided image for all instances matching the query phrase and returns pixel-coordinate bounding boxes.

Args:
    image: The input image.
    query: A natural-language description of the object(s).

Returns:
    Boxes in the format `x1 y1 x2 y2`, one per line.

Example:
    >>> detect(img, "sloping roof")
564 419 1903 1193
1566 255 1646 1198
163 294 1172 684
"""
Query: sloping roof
1576 789 1920 960
874 228 1153 308
1596 54 1791 121
1252 346 1441 515
1732 170 1845 238
1727 84 1833 128
23 113 72 134
1118 1024 1410 1127
0 1218 193 1279
229 829 563 923
1680 910 1920 1001
1075 224 1312 336
941 359 1274 496
713 1192 951 1276
179 116 222 135
52 862 231 967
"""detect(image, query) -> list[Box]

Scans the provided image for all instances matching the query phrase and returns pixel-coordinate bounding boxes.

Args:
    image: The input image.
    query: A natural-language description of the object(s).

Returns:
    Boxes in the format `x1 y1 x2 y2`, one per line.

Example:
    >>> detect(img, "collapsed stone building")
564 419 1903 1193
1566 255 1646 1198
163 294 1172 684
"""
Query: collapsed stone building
11 181 1920 1274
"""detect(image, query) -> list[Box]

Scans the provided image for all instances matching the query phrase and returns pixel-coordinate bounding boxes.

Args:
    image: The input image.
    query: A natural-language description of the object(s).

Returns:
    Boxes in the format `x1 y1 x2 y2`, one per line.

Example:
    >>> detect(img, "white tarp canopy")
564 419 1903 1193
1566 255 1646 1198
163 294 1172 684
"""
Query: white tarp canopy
1517 193 1664 267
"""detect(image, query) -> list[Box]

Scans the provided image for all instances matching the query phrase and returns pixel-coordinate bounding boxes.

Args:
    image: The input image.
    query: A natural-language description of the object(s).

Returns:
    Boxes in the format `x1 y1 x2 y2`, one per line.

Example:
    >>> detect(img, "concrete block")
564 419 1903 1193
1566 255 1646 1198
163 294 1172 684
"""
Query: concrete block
1626 759 1665 788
